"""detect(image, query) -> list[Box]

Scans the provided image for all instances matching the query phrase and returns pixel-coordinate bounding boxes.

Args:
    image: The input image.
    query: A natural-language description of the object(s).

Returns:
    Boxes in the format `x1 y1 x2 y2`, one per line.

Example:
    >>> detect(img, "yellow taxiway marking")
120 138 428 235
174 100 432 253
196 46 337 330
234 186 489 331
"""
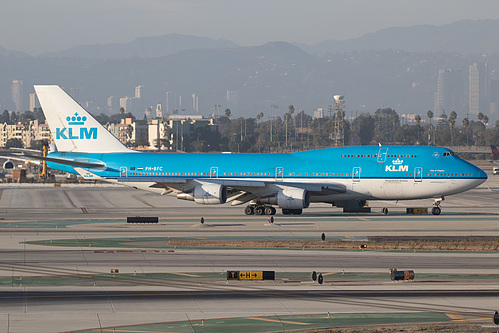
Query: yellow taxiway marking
445 312 464 320
344 236 354 239
452 317 490 322
321 272 339 276
358 218 370 221
97 327 178 333
169 272 201 277
246 317 311 325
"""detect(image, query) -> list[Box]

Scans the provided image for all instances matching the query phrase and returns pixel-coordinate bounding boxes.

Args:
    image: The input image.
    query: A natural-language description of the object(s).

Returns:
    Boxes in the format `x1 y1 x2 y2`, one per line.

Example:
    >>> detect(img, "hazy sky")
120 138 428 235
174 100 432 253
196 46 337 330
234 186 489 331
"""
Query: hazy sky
2 0 499 56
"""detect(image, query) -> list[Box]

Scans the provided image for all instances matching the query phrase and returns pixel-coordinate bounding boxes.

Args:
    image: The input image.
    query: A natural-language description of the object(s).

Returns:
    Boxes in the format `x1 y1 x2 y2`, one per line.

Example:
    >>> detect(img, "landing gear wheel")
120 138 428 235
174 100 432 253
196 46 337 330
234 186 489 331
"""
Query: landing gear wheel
244 206 254 215
431 206 441 215
264 206 276 215
282 209 290 215
382 207 389 215
254 206 265 215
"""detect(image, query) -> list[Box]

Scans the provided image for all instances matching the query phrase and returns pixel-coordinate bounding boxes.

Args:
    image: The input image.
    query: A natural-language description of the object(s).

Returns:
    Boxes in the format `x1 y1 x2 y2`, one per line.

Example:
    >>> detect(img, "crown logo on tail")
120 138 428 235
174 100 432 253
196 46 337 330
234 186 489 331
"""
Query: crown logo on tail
66 112 87 125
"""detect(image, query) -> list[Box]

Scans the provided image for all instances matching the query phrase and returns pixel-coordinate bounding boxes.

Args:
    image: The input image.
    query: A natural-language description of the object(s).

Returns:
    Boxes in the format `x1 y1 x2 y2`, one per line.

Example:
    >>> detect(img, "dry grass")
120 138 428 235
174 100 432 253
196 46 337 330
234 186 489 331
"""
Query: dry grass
306 323 494 332
165 238 499 252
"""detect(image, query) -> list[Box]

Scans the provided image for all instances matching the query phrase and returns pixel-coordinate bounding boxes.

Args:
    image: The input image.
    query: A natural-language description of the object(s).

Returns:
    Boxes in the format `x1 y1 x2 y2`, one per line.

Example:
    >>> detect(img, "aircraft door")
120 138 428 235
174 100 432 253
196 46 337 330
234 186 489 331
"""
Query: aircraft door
275 167 284 180
353 167 361 182
377 147 388 163
210 167 218 178
120 166 127 178
414 167 422 182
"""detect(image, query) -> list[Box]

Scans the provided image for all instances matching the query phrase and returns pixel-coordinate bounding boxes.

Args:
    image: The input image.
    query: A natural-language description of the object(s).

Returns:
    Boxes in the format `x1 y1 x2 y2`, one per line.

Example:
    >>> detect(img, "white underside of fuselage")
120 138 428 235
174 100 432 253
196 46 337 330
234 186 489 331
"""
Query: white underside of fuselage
110 176 485 204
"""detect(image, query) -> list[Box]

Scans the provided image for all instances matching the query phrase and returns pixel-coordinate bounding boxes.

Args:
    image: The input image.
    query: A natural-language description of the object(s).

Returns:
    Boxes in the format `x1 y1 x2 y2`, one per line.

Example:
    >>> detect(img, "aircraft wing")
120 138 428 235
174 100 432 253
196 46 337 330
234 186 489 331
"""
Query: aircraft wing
114 176 346 195
0 152 106 169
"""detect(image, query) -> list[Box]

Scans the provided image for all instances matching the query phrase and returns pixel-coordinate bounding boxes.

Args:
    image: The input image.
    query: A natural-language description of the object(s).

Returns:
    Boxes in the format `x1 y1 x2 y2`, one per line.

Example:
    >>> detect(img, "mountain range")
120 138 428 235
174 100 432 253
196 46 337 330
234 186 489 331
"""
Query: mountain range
0 19 498 123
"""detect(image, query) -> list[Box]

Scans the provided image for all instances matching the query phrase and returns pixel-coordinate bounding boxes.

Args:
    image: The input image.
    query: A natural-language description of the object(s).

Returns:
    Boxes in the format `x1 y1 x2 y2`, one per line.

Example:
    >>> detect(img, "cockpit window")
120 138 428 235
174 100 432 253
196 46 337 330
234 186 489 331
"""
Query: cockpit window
442 152 455 157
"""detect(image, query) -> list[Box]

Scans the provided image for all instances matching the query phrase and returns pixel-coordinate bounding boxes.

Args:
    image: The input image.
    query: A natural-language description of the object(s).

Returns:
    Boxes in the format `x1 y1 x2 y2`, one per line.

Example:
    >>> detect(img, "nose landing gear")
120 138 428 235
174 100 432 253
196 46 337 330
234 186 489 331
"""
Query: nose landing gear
431 197 444 215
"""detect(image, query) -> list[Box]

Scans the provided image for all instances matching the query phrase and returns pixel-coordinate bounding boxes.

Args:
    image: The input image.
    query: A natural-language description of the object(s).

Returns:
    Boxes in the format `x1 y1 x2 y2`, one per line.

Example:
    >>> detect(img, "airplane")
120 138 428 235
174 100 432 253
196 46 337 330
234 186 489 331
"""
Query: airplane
491 145 499 175
13 85 488 216
490 145 499 162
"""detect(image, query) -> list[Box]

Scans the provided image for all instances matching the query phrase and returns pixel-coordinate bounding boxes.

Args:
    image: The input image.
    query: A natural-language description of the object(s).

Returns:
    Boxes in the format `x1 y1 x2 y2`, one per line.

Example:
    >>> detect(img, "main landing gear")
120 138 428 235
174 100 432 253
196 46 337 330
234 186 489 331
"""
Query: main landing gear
245 204 276 215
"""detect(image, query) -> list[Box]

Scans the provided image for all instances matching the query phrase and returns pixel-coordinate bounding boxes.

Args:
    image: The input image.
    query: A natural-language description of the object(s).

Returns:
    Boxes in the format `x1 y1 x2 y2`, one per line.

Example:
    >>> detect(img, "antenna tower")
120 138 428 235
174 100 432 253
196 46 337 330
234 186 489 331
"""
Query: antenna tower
330 95 345 147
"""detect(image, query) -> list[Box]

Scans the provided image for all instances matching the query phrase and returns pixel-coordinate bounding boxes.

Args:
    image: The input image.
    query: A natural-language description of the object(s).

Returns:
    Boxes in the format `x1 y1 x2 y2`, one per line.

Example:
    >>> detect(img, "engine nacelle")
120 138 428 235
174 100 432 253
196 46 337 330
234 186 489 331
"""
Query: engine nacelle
261 188 310 209
177 183 227 205
3 160 14 170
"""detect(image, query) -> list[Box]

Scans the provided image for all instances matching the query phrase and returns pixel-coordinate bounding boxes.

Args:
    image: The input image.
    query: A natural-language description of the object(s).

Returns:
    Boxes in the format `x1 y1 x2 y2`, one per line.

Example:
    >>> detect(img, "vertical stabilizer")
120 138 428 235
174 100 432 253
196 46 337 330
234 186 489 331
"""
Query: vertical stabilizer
491 145 499 161
34 85 132 153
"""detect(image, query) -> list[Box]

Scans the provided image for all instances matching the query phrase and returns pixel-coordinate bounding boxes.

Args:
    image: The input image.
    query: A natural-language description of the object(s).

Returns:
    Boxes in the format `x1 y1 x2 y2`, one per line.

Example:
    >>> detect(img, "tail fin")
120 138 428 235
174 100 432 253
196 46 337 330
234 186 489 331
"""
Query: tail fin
491 145 499 161
34 85 131 153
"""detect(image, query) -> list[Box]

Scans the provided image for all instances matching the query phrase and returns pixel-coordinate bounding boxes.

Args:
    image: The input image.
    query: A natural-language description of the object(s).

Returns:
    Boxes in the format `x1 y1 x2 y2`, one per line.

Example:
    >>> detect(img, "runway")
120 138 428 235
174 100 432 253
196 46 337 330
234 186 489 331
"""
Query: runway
0 172 498 332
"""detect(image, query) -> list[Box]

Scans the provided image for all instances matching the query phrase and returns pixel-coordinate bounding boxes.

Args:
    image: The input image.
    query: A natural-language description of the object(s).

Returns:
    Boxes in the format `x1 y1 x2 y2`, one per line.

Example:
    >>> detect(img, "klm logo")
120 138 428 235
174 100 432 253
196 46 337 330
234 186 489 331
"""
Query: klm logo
385 159 408 172
56 112 97 140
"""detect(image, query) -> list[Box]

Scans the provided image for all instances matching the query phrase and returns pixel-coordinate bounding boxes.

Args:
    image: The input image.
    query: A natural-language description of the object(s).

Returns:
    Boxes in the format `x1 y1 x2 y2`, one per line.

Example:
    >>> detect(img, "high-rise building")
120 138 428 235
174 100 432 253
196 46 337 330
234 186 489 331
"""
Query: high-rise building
490 79 499 119
29 93 38 111
435 69 464 116
191 94 199 112
227 90 238 105
155 103 163 118
11 80 23 112
166 91 178 114
107 96 118 114
469 63 490 116
135 85 144 99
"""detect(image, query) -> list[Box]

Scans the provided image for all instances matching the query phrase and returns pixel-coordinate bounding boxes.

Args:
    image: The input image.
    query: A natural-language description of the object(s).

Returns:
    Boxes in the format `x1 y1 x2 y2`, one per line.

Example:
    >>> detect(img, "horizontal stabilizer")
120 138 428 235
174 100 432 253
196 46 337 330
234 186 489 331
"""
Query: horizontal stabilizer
73 167 105 180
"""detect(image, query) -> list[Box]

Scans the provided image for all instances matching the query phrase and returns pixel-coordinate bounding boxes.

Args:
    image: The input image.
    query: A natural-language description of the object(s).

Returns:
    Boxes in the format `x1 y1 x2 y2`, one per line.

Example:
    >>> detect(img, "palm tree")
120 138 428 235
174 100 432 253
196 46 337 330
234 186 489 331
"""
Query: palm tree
415 114 421 143
126 124 134 147
462 117 470 146
391 113 399 142
426 110 434 145
448 111 457 146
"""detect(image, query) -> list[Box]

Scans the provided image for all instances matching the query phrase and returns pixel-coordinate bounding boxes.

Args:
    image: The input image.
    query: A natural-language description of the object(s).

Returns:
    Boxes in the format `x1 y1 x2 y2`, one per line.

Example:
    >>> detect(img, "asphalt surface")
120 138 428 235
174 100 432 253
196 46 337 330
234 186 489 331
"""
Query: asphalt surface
0 170 498 332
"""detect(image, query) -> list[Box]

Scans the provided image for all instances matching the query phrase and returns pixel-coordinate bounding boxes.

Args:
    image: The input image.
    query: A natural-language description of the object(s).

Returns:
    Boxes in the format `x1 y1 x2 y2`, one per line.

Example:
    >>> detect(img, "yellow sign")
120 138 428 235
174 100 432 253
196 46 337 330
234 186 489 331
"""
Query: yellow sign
227 270 275 280
238 271 263 280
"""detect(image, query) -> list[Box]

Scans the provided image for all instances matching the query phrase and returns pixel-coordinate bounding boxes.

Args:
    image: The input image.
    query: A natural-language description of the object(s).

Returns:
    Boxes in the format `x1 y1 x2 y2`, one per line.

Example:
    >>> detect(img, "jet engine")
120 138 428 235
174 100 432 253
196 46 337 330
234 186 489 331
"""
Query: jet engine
261 188 310 209
177 183 227 205
3 160 14 170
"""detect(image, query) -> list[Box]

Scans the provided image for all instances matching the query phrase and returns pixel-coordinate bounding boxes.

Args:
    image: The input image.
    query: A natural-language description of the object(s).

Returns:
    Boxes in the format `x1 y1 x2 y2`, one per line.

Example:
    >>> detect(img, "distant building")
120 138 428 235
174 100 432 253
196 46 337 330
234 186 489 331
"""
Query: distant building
469 62 490 116
135 85 144 99
155 103 163 118
227 90 238 105
313 108 325 119
0 119 51 148
29 93 38 111
120 97 139 113
106 118 147 147
107 96 118 114
148 115 217 151
489 79 499 118
11 80 23 112
435 69 464 116
165 91 178 114
191 94 199 112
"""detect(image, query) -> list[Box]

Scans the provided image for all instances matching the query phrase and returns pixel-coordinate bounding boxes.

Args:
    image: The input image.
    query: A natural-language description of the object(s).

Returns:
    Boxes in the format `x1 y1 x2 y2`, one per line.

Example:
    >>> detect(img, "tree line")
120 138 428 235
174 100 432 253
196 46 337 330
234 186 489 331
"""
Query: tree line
209 106 499 154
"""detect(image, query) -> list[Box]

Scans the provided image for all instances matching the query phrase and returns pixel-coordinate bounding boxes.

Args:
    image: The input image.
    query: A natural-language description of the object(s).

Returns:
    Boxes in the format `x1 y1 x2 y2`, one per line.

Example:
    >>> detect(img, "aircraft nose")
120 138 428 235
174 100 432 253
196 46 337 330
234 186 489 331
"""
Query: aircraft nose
475 165 488 185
